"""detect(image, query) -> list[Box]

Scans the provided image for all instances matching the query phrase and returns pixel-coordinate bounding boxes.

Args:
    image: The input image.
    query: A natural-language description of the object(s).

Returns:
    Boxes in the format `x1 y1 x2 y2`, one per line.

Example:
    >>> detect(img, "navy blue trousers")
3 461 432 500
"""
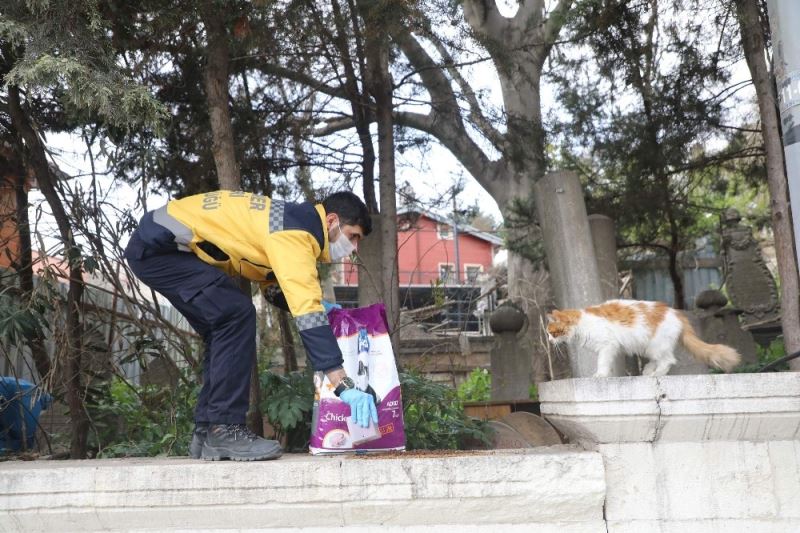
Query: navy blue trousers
124 212 256 425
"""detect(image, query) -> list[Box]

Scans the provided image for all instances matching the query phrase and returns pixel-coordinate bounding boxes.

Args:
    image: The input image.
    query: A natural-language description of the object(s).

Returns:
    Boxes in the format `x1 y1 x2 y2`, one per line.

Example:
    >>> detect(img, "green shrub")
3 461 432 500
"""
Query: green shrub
457 368 491 402
732 337 788 373
457 368 539 401
528 383 539 401
401 370 493 451
90 371 198 458
259 367 315 451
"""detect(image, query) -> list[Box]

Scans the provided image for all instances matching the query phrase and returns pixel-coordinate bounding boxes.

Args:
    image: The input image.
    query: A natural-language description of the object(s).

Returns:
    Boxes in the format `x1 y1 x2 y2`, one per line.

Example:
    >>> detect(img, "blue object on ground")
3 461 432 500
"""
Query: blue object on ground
0 377 52 453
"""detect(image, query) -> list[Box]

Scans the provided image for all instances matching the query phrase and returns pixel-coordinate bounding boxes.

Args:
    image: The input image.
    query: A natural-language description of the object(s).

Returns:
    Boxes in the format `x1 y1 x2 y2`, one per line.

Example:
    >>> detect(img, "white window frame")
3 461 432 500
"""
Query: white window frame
436 222 453 240
438 262 456 283
464 264 484 284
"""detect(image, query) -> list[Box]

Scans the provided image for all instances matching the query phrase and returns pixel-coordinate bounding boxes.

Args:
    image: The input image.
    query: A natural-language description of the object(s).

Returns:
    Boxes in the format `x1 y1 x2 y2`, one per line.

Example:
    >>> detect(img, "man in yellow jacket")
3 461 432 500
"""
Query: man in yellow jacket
124 190 377 460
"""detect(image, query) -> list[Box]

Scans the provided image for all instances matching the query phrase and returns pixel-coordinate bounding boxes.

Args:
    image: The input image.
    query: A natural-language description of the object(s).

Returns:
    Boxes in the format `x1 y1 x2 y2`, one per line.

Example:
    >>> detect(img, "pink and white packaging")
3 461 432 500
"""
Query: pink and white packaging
309 303 406 454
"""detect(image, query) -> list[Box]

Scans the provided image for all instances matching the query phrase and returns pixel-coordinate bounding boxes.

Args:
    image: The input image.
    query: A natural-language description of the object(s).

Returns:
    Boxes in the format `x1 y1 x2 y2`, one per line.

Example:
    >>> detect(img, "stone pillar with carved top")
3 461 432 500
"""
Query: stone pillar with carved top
720 208 780 327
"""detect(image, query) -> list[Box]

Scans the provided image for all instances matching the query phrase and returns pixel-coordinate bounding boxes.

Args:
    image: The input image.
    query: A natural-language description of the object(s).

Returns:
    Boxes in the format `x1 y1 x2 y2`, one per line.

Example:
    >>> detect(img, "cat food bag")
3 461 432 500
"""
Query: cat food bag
309 303 406 454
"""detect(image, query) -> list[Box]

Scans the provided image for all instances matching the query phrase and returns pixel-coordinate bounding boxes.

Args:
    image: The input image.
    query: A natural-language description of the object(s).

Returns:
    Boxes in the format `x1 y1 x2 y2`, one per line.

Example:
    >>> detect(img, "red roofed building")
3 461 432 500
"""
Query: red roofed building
334 210 503 288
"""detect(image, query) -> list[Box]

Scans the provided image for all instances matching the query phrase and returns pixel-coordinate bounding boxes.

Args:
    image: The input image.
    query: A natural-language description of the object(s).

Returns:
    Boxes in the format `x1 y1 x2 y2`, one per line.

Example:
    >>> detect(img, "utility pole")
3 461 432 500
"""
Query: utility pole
452 190 461 285
766 0 800 268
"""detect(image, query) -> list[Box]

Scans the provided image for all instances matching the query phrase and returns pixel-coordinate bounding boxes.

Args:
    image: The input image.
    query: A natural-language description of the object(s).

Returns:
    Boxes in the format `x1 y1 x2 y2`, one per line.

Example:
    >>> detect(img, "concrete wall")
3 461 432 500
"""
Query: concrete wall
0 449 606 532
540 373 800 533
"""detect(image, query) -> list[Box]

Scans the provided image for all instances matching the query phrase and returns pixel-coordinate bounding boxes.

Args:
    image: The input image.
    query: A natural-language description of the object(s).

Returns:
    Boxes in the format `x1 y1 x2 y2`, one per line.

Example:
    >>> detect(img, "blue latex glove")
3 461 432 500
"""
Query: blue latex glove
339 388 379 428
322 299 342 313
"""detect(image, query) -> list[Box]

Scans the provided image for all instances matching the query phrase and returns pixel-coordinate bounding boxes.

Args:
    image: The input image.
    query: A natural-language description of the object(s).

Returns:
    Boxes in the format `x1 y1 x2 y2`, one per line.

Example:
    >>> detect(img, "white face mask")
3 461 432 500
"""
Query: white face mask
329 221 355 260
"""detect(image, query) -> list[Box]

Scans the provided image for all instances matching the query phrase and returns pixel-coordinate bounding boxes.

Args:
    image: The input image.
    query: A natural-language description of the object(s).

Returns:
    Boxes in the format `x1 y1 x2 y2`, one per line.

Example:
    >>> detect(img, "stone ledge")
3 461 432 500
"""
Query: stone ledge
539 373 800 446
608 519 800 533
601 440 800 530
0 447 606 532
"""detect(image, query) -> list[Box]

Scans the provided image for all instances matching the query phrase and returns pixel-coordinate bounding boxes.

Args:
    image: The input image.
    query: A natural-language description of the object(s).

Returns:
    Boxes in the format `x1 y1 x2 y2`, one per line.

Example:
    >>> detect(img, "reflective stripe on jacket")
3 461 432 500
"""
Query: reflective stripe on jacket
152 190 343 372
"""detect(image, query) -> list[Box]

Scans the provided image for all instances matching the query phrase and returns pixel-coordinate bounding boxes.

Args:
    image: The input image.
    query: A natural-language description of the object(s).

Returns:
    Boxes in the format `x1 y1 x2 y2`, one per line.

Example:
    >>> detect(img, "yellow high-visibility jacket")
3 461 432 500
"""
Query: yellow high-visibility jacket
152 190 342 372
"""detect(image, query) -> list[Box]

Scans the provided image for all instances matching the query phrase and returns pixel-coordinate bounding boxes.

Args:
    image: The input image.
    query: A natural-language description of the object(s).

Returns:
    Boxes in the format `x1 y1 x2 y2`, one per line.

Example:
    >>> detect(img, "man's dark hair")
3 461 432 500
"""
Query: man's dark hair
322 191 372 236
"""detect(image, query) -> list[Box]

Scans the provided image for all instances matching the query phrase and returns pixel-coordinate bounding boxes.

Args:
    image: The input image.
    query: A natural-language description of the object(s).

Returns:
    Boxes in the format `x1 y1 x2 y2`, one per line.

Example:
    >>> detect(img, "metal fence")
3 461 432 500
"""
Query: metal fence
333 284 497 335
1 273 198 385
628 255 723 308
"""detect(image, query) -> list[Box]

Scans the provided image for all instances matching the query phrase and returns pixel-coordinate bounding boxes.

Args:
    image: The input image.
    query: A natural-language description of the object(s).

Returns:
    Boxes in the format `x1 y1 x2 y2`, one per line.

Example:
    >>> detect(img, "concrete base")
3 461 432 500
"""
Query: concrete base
540 374 800 532
602 440 800 532
539 373 800 447
0 449 606 532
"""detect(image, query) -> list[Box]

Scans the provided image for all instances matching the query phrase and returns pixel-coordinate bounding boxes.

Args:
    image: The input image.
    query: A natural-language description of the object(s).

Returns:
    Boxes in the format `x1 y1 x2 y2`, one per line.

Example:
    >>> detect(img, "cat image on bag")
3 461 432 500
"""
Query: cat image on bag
546 299 741 377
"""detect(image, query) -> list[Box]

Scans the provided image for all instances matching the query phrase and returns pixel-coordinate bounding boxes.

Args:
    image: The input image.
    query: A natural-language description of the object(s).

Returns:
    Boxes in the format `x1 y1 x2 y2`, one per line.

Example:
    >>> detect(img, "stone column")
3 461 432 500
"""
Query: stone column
587 214 626 376
489 303 533 401
534 171 607 377
587 214 618 301
357 213 384 307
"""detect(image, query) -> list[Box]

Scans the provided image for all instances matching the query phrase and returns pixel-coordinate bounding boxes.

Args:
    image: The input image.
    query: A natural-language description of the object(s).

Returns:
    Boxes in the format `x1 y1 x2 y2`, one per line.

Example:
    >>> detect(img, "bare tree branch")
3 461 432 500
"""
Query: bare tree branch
426 34 505 151
540 0 574 65
313 116 356 136
255 61 349 99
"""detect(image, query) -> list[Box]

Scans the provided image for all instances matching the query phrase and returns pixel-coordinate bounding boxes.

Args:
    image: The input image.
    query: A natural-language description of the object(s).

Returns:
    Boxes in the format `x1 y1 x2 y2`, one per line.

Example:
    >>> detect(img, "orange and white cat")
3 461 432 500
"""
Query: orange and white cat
546 299 741 377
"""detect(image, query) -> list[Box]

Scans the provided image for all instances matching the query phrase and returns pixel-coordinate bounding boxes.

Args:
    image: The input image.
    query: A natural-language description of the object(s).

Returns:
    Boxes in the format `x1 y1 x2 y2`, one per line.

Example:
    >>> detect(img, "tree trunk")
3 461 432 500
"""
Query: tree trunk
668 214 686 310
8 86 88 458
201 7 263 431
362 4 400 344
357 213 385 308
278 310 299 373
201 7 242 190
326 0 384 311
736 0 800 366
667 248 686 310
13 170 52 382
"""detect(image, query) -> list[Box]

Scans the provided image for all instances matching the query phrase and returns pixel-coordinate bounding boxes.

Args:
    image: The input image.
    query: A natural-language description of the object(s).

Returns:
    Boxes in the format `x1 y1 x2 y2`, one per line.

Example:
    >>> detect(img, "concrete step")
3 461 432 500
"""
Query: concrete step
0 447 606 532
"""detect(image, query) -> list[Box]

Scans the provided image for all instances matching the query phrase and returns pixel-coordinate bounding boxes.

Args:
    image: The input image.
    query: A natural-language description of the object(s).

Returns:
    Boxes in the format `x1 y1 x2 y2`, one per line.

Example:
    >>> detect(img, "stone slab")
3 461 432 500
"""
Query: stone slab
0 448 606 532
539 373 800 446
486 420 532 449
601 440 800 530
500 412 562 447
608 519 800 533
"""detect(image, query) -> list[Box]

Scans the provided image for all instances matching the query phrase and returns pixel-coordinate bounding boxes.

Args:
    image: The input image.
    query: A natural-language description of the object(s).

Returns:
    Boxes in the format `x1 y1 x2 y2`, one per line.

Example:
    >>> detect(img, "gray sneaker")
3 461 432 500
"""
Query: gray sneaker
189 424 208 459
201 424 283 461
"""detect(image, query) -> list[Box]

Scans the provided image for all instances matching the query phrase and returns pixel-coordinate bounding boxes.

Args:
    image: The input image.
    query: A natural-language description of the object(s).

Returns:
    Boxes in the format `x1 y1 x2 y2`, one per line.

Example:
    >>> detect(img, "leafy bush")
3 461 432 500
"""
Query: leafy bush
732 337 789 373
0 286 53 346
457 368 539 401
90 371 198 458
259 367 315 451
401 370 493 450
528 383 539 401
457 368 491 402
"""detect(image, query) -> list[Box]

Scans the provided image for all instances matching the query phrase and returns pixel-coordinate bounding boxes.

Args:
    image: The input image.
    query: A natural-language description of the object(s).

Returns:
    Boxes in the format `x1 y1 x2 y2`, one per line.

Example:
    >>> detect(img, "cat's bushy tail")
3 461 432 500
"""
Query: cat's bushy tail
679 315 741 372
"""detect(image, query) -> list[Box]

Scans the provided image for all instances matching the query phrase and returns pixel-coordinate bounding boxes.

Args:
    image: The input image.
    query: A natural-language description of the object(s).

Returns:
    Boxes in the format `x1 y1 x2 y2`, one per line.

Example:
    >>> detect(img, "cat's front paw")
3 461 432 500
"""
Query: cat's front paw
642 362 657 376
593 371 611 378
